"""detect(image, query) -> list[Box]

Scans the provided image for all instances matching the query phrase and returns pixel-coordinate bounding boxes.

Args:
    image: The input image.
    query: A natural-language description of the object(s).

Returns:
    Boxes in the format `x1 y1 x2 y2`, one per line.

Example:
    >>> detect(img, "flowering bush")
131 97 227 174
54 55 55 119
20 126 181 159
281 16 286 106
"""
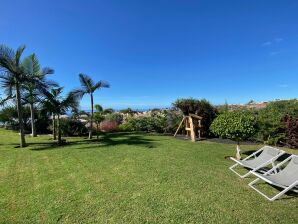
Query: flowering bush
100 120 119 132
284 115 298 149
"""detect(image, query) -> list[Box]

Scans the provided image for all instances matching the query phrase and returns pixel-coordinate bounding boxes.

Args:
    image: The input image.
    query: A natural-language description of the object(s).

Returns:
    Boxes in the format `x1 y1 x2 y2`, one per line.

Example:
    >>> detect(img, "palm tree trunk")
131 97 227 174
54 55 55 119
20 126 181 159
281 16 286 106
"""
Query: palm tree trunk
15 83 26 147
96 123 99 139
29 103 37 137
57 114 61 145
89 94 94 139
52 113 56 140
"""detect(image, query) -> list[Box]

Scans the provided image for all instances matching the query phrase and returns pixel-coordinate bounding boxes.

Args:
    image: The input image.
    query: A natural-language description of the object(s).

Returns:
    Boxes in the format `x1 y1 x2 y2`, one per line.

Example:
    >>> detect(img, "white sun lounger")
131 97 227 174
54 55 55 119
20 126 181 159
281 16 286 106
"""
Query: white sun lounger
229 146 285 178
249 155 298 201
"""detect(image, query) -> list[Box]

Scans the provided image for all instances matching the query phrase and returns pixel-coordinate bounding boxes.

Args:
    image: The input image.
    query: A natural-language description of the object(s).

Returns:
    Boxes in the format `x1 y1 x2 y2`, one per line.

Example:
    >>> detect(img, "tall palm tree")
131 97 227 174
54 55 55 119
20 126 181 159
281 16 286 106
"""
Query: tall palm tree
72 74 109 139
42 88 61 140
43 87 79 145
22 54 55 137
0 45 30 147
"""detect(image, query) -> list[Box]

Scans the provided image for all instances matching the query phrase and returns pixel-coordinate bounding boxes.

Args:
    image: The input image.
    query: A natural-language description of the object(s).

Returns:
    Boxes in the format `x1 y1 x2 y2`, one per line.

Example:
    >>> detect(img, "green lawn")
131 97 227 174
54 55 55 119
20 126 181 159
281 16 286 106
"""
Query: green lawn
0 129 297 223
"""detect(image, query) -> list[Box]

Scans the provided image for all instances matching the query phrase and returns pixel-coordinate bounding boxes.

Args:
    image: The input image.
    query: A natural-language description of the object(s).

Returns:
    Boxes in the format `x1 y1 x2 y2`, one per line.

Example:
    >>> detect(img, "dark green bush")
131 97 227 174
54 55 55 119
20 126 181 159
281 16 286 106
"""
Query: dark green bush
119 108 136 114
173 98 218 136
104 113 123 124
103 108 114 114
118 120 135 132
164 110 183 134
256 100 298 144
119 115 167 133
35 111 51 134
0 106 31 131
59 119 88 136
173 98 199 115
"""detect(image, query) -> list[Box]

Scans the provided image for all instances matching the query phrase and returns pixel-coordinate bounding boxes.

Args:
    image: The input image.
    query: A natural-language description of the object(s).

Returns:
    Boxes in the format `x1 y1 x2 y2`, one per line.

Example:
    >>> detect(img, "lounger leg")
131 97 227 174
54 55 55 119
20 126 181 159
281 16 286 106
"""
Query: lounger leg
229 163 251 178
249 178 275 201
270 182 298 201
249 179 296 201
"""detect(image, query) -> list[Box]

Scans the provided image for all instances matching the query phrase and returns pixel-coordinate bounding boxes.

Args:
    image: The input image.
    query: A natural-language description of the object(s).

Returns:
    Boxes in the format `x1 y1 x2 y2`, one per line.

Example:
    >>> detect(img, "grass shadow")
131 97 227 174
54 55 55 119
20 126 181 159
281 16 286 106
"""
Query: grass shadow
29 132 157 151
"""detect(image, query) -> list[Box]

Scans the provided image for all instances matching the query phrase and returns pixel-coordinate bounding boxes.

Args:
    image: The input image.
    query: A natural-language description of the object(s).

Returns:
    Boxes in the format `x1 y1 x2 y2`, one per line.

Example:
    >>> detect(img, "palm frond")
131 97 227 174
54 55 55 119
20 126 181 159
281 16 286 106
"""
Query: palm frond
94 104 103 112
43 79 58 88
41 67 54 76
15 45 26 66
22 54 40 77
0 44 15 61
60 92 80 114
52 87 64 97
0 53 16 74
0 94 14 106
79 73 93 92
70 88 86 99
92 80 110 92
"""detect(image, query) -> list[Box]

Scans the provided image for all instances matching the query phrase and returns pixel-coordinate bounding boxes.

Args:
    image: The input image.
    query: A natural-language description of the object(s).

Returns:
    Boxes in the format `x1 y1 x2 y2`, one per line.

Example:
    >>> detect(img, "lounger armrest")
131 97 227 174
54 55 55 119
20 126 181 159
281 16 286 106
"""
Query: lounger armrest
264 154 292 175
251 171 270 182
242 147 265 161
230 157 244 165
292 180 298 187
248 150 285 174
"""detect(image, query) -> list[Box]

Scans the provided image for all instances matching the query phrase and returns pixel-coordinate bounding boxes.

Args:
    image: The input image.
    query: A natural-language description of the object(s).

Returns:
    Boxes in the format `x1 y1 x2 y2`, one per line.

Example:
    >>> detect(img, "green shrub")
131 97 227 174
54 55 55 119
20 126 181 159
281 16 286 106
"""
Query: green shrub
59 119 88 136
93 112 104 130
118 121 134 132
120 116 167 133
173 98 199 115
164 110 183 134
0 106 31 132
119 108 136 114
103 108 114 114
256 100 298 144
210 111 256 141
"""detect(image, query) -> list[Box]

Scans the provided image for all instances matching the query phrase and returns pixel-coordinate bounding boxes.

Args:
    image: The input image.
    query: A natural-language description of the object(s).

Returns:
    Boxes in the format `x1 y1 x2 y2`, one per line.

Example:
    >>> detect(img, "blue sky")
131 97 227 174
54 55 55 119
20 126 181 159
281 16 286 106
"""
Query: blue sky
1 0 298 110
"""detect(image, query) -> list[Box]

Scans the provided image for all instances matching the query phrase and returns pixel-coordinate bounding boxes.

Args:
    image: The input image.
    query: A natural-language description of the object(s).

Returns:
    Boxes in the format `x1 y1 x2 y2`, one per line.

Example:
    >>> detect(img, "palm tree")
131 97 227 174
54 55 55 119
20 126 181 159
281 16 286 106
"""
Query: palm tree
42 88 61 140
43 87 79 145
94 104 104 139
22 54 55 137
94 104 103 112
72 74 109 139
0 45 30 147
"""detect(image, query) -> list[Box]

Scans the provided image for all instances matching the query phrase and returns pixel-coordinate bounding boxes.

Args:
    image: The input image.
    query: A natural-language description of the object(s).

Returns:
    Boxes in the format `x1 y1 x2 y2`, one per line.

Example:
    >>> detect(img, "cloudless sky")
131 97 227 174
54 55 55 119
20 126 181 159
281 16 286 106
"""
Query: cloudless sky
1 0 298 110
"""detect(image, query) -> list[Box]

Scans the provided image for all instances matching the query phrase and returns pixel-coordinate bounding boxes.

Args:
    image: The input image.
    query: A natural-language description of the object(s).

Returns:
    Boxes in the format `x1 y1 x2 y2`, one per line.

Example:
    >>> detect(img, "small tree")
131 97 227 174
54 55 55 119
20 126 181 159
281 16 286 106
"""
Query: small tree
43 87 79 145
210 111 256 160
94 104 104 139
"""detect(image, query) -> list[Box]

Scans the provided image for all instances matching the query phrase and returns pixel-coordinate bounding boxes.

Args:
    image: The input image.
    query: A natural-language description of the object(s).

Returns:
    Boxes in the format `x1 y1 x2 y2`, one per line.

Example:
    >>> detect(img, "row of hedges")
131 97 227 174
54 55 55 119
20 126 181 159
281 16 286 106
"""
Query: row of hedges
1 97 297 149
102 110 183 134
210 100 298 149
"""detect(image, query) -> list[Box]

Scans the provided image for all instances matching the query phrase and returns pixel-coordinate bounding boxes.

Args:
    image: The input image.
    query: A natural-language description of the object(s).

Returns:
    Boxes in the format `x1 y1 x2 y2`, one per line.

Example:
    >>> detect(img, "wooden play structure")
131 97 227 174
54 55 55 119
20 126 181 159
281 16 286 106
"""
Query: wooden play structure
174 113 203 142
